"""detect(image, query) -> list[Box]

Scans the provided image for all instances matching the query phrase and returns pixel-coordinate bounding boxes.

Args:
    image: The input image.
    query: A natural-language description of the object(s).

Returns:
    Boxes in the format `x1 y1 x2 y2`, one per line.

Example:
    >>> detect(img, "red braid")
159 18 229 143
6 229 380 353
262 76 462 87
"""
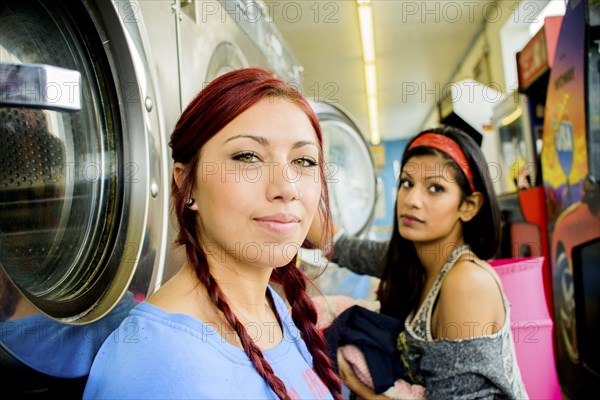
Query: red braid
272 262 343 400
185 243 291 399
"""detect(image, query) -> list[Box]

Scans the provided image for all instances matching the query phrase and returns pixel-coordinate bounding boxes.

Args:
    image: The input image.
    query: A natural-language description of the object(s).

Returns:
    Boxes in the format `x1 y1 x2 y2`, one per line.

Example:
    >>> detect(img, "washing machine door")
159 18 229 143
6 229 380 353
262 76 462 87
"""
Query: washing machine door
311 101 377 236
0 0 167 380
299 101 378 300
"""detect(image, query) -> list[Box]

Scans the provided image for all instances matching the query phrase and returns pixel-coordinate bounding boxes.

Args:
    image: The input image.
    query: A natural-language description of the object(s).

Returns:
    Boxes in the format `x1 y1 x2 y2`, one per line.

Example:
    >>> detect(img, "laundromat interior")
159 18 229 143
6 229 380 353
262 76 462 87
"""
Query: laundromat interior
0 0 599 398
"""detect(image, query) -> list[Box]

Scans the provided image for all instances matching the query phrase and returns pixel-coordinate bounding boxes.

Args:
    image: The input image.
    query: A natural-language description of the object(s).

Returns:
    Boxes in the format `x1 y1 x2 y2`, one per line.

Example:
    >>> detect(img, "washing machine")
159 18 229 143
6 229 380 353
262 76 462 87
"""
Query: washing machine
299 101 379 300
312 101 377 237
139 0 302 284
0 0 299 396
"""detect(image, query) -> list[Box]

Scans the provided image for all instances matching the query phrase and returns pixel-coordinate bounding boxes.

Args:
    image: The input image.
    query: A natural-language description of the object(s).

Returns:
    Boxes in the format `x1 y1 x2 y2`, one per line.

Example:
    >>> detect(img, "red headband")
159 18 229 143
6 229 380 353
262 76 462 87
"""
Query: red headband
407 133 475 192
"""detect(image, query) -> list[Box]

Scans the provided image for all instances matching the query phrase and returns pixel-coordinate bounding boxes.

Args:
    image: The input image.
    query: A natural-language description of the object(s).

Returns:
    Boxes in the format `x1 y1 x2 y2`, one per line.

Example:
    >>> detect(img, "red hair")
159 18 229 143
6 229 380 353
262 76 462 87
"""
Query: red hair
169 68 341 400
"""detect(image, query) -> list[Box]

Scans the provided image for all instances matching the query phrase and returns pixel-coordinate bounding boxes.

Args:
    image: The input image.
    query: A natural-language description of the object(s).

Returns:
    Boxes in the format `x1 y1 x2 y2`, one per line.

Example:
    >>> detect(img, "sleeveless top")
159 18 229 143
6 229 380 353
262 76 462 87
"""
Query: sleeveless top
396 245 529 400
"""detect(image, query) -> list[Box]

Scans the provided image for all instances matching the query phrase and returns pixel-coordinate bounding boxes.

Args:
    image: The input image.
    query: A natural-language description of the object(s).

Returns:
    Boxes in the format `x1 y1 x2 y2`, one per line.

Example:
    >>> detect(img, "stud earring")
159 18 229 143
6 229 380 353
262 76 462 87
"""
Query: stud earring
186 198 195 207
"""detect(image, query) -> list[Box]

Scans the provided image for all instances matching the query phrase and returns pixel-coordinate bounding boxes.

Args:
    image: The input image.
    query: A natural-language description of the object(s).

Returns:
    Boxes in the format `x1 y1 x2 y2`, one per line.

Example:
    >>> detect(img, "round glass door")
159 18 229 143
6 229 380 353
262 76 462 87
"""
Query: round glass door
300 101 378 300
1 0 167 381
0 1 122 319
316 103 377 236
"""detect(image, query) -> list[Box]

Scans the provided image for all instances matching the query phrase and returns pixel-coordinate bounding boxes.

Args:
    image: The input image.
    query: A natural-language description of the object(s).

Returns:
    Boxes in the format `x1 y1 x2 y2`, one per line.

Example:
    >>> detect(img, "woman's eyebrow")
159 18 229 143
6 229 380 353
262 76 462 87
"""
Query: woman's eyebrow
423 175 446 181
292 140 318 150
224 134 268 145
400 172 448 182
225 135 318 150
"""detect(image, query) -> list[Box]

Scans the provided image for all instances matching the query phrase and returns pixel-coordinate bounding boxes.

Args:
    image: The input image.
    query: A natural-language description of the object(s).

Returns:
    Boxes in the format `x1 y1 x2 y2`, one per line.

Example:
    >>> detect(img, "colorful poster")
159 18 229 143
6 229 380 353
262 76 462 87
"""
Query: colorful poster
541 0 587 222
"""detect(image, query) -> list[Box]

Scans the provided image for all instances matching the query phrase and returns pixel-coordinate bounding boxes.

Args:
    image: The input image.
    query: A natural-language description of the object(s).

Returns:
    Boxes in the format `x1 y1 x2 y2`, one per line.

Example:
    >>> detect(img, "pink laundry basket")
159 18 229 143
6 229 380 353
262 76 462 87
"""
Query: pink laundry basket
490 257 562 400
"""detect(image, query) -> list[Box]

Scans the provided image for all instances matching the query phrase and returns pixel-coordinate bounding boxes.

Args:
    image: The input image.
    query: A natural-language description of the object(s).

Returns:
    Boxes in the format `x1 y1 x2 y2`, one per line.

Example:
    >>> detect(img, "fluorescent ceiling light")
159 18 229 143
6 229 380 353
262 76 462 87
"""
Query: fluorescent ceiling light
368 96 380 145
364 63 377 97
358 4 375 63
357 0 380 145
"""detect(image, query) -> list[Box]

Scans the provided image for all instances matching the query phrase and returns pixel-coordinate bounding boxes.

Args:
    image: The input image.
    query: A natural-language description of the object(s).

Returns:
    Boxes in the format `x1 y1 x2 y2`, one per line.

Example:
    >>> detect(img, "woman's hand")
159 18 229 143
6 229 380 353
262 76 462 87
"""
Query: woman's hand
306 211 339 250
336 350 390 400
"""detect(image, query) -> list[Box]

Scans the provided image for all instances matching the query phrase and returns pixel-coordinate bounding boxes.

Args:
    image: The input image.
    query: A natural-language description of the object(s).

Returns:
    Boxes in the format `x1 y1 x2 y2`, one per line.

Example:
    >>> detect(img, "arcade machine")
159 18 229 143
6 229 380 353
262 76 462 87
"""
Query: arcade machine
540 0 600 397
492 15 563 314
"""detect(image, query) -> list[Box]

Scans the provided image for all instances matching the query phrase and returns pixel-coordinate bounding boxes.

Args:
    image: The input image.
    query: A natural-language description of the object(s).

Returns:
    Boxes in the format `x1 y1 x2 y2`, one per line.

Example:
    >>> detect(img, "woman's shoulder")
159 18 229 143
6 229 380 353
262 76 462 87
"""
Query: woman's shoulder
85 302 234 396
107 302 195 345
83 311 231 399
109 300 228 353
443 257 503 293
435 257 506 339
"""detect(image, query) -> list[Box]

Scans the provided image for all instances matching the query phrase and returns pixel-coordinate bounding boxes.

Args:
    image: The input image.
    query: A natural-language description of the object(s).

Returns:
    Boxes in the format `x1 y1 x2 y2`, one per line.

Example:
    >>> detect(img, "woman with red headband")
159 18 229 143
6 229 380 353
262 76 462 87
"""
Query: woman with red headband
330 126 529 399
83 68 342 399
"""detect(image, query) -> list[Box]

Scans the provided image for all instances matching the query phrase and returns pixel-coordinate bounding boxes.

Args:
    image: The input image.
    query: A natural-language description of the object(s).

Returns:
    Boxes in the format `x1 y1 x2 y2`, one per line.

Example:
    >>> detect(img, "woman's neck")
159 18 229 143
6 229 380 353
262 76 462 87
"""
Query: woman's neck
413 237 466 277
202 254 274 318
185 260 283 350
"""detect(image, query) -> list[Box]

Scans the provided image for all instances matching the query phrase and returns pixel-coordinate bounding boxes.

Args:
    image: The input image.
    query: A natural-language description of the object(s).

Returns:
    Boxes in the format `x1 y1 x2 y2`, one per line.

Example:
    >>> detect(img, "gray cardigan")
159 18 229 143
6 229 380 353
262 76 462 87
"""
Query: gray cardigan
331 233 387 277
329 237 529 399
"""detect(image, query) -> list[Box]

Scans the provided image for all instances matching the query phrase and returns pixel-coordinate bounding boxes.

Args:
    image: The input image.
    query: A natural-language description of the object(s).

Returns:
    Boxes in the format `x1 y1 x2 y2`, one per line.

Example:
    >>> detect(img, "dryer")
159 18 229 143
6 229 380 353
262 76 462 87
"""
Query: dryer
312 101 377 237
299 101 379 300
0 0 300 395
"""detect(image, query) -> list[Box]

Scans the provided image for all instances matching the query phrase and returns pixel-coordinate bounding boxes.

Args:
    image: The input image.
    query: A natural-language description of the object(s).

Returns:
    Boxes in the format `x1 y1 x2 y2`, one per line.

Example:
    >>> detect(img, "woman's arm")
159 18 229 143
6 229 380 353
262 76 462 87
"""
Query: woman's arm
434 260 505 340
307 212 388 278
332 234 388 278
419 260 516 399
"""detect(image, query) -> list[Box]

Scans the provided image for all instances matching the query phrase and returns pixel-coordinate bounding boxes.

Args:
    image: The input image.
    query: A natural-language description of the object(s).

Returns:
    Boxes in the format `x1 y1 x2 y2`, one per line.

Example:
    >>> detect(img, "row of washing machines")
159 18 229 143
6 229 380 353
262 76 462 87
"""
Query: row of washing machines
0 0 377 395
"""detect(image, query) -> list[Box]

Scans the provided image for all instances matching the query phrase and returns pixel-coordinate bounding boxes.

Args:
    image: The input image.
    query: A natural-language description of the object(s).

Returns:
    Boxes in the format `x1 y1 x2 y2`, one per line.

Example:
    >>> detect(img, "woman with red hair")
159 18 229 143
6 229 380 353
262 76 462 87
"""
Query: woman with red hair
83 68 342 400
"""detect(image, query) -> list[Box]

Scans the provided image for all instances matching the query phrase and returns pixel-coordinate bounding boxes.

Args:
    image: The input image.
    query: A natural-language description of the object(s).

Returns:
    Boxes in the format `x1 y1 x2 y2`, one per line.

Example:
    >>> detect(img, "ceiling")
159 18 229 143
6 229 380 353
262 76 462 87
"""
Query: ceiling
271 0 497 142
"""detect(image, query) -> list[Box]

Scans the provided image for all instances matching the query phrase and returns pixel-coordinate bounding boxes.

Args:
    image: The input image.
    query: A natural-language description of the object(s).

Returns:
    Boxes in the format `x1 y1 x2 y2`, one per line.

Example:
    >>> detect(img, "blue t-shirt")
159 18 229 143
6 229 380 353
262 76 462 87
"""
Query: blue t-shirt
83 287 333 399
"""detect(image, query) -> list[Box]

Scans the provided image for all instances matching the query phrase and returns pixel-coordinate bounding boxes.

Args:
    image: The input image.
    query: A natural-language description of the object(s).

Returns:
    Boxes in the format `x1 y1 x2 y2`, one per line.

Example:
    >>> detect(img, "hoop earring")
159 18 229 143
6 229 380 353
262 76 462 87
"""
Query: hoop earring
186 198 195 207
